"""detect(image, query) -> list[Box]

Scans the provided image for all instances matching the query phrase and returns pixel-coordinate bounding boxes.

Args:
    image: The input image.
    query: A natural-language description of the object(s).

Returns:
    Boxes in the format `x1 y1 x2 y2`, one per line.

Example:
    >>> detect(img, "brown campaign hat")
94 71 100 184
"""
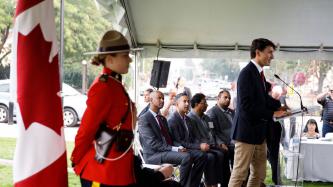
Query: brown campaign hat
84 30 134 55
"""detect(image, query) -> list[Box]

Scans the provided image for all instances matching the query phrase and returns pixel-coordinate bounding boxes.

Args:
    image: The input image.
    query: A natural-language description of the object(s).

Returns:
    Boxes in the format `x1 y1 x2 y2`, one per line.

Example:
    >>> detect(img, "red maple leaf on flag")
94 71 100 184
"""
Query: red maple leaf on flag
17 24 63 135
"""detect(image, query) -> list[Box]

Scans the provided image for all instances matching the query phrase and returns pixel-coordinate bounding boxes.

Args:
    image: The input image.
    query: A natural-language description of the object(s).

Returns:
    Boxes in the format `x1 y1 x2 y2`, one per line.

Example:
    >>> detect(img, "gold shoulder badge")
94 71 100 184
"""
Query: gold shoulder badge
99 74 108 82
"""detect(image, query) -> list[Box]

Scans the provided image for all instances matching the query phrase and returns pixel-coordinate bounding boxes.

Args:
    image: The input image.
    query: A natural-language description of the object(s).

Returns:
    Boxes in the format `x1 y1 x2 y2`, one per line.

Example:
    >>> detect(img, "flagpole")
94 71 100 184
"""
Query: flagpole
59 0 65 100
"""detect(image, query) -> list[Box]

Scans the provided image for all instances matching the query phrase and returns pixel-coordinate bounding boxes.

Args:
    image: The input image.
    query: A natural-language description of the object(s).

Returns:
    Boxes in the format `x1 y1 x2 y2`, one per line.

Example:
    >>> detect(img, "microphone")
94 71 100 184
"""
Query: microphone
274 74 307 111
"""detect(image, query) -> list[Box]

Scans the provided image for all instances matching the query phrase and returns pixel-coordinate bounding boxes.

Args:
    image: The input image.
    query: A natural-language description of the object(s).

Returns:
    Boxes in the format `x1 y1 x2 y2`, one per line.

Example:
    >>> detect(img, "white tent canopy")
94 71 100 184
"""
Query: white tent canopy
101 0 333 60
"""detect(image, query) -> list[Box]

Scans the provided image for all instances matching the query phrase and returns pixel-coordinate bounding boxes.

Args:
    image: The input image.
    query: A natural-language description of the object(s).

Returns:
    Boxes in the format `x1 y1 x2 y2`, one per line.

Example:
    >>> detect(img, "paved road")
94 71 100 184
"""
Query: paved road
0 123 78 142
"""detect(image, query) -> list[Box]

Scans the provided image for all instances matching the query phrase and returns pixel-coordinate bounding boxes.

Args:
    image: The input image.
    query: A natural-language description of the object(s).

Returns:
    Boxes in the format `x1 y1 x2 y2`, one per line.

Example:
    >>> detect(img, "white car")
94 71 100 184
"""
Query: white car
0 79 11 123
61 83 87 127
0 79 87 127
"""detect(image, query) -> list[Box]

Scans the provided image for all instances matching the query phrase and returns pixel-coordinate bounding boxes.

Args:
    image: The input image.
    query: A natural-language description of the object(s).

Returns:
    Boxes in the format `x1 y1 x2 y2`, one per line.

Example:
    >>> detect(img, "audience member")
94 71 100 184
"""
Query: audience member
138 91 205 187
167 93 208 187
302 119 320 139
267 85 285 185
317 85 333 137
134 156 181 187
174 76 192 100
138 88 154 118
278 86 295 149
161 90 177 118
188 93 230 187
207 90 235 169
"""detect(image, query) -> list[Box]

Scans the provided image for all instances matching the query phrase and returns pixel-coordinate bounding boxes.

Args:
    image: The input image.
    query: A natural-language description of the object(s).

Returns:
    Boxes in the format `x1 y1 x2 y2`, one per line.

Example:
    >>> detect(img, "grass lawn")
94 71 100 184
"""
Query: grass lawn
1 137 333 187
0 137 74 168
0 164 80 187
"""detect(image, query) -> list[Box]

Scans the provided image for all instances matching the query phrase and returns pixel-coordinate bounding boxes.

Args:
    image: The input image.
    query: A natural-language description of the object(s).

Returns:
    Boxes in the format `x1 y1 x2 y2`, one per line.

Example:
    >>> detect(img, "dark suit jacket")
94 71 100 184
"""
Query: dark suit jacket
231 62 281 144
206 105 234 145
187 111 215 145
167 111 200 149
138 104 150 118
138 111 173 163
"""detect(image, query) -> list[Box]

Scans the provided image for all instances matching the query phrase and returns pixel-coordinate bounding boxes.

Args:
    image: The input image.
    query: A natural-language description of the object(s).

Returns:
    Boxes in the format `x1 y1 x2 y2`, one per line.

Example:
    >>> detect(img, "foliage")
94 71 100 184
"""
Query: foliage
54 0 110 64
53 0 112 88
63 62 106 91
309 60 332 92
201 59 240 81
272 60 332 92
0 0 14 71
0 0 14 51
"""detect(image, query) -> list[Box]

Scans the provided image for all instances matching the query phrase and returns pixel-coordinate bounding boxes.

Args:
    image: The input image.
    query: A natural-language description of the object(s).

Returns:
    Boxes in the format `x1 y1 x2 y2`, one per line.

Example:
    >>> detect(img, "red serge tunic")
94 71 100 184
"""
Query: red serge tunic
71 67 136 185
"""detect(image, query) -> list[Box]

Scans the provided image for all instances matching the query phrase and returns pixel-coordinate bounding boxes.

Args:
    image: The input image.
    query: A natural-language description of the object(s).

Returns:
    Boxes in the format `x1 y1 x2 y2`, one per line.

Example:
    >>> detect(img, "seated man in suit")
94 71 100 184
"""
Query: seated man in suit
138 88 154 118
168 93 214 187
206 90 235 169
188 93 230 187
138 91 206 187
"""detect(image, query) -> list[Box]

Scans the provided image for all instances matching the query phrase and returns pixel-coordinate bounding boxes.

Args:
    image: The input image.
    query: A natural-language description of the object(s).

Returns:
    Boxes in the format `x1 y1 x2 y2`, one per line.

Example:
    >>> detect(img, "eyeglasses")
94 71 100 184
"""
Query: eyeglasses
199 101 207 105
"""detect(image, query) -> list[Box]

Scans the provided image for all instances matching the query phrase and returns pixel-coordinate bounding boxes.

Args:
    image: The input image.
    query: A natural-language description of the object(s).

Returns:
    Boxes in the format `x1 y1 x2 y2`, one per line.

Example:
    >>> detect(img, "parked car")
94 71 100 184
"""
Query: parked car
0 79 10 124
61 83 87 127
0 79 87 127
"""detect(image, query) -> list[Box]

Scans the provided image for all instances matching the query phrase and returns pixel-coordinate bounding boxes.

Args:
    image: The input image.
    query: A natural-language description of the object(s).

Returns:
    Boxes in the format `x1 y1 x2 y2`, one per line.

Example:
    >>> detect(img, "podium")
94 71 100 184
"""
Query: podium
273 106 320 122
273 106 320 187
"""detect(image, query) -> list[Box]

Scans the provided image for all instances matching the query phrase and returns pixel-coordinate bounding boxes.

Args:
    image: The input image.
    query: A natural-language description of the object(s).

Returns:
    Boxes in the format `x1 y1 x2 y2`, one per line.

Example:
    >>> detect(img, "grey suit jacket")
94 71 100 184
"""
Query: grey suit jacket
206 105 234 145
187 111 215 145
138 110 173 162
167 111 200 150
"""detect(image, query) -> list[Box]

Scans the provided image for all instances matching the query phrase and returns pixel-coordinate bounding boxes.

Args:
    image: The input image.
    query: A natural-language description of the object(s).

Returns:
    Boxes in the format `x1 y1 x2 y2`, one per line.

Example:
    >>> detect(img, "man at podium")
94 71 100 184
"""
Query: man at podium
228 38 288 187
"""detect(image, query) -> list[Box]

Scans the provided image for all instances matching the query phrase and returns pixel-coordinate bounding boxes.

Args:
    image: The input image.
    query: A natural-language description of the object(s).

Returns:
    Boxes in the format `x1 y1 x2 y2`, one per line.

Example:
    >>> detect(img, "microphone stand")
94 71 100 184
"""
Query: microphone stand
274 74 305 187
274 74 307 112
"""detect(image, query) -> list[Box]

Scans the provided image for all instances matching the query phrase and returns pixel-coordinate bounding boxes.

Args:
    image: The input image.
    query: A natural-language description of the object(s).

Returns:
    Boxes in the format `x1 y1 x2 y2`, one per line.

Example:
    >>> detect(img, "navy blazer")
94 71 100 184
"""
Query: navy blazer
138 111 173 163
167 111 200 150
231 62 281 144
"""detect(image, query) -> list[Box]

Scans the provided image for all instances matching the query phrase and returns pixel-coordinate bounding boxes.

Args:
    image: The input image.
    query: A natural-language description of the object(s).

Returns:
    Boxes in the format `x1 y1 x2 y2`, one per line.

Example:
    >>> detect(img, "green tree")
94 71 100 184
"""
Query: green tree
201 59 240 81
54 0 110 64
308 60 332 92
53 0 112 88
0 0 14 79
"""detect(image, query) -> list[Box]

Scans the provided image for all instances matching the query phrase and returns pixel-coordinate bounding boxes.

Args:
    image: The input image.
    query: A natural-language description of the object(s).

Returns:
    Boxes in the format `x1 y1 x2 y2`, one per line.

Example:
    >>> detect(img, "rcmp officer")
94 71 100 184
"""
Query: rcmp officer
71 30 137 187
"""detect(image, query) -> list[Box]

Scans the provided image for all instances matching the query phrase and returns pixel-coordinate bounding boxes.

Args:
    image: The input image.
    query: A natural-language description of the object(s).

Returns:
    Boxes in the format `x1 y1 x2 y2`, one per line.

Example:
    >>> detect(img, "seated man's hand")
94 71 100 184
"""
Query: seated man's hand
200 143 210 152
158 164 174 179
178 147 187 152
220 143 228 151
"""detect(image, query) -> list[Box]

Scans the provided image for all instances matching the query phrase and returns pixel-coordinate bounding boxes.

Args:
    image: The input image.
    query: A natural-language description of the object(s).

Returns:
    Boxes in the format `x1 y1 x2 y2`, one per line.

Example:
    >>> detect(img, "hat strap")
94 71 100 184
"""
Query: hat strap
99 44 130 53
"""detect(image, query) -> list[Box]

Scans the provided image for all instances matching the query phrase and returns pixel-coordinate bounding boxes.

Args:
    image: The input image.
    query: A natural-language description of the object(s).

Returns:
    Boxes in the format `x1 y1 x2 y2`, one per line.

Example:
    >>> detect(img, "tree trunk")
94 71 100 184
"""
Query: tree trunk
317 60 332 93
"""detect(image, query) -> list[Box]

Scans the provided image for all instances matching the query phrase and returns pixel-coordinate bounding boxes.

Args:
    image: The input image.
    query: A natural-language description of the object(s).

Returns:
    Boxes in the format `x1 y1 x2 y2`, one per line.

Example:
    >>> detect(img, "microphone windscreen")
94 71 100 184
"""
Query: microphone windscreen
274 74 280 79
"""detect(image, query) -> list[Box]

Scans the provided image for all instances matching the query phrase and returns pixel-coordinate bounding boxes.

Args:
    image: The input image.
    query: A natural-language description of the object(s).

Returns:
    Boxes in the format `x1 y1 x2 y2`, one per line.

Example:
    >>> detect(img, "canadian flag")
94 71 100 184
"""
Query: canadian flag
11 0 68 186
